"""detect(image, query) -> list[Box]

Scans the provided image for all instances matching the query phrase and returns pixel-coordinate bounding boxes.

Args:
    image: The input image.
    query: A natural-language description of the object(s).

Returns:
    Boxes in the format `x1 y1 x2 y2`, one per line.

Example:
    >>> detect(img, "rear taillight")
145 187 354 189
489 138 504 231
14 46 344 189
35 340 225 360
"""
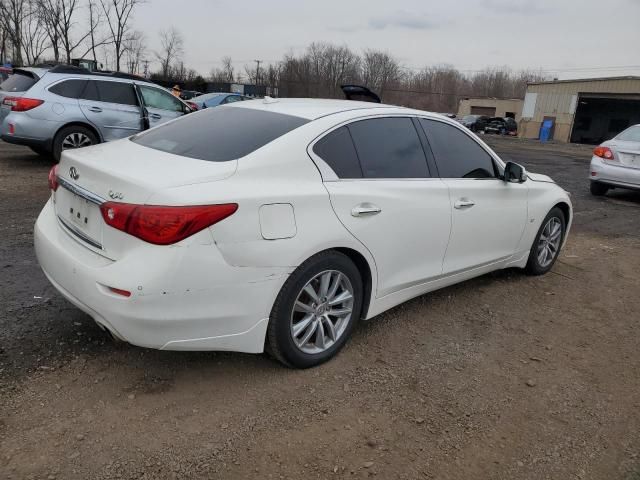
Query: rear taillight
593 146 614 161
99 202 238 245
2 96 44 112
186 101 198 110
48 164 59 191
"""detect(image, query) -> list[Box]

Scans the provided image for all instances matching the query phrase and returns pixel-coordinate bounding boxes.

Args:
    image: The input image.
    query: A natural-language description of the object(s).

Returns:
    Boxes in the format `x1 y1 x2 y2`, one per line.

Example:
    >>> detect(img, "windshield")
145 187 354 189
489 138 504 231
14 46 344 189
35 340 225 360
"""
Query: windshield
616 125 640 143
132 106 309 162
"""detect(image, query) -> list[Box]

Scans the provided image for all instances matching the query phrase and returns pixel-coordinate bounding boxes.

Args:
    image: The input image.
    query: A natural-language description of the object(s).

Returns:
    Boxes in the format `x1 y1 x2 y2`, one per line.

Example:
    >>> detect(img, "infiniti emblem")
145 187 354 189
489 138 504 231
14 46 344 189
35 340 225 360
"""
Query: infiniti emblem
108 190 124 200
69 166 79 180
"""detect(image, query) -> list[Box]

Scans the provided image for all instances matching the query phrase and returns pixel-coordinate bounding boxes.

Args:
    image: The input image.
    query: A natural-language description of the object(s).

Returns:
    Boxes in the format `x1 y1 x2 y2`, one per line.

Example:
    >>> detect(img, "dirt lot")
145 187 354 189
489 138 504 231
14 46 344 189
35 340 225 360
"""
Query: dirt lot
1 137 639 480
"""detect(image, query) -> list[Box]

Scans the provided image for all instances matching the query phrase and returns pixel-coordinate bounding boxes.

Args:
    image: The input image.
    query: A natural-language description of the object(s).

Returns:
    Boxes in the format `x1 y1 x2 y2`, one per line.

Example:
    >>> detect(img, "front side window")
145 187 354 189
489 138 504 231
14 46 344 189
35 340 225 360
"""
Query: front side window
420 119 496 179
139 85 184 112
132 107 309 162
348 117 429 178
313 126 363 178
49 79 88 99
94 80 138 106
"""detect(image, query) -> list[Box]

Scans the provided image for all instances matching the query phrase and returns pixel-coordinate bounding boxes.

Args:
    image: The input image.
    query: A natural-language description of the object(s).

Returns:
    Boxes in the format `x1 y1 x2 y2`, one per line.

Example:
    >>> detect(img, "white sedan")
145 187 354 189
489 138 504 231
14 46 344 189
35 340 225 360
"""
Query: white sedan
35 99 572 368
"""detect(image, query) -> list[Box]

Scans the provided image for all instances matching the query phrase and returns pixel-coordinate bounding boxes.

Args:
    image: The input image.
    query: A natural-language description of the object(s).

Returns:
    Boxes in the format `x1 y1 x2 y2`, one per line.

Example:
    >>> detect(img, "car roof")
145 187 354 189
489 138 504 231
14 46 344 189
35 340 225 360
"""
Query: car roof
227 97 401 120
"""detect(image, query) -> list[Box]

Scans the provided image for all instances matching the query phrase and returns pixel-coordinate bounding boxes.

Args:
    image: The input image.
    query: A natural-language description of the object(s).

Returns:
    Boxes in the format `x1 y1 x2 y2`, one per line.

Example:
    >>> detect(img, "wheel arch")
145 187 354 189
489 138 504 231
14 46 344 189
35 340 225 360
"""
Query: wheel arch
332 247 374 319
54 121 103 144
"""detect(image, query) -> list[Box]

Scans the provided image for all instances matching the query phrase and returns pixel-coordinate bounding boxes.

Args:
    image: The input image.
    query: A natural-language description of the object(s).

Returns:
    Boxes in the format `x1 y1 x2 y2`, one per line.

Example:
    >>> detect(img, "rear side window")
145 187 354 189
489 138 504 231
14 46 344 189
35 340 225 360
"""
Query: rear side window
313 126 362 178
616 125 640 142
348 117 429 178
132 107 309 162
49 79 88 99
420 119 496 179
0 72 38 93
81 80 137 106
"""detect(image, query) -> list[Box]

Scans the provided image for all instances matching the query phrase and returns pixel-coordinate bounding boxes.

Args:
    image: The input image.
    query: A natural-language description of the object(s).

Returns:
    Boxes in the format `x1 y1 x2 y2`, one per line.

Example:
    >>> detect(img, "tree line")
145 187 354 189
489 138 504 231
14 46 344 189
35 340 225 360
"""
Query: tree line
0 3 545 112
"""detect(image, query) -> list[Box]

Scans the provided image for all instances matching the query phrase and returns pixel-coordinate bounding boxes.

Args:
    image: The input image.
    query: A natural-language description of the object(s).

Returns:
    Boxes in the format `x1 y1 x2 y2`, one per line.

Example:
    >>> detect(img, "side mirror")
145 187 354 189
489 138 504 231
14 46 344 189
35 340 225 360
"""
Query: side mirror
504 161 527 183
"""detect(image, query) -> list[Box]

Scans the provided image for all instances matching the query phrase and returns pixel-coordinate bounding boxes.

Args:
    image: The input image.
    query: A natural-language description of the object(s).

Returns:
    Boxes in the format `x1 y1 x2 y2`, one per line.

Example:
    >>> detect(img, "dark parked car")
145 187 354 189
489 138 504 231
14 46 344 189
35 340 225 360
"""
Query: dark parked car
179 90 203 100
485 117 518 135
458 114 490 132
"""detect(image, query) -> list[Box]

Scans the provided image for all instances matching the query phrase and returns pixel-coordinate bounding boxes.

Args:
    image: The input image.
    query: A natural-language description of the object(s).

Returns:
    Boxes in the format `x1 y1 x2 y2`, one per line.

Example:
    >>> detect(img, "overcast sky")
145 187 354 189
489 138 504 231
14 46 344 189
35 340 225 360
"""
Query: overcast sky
134 0 640 80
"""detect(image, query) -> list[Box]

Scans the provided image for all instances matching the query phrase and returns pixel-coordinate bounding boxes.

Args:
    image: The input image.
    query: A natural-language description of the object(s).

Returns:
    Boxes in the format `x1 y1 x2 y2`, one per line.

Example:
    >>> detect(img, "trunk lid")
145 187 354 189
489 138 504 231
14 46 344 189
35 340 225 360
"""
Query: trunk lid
606 140 640 169
54 139 237 259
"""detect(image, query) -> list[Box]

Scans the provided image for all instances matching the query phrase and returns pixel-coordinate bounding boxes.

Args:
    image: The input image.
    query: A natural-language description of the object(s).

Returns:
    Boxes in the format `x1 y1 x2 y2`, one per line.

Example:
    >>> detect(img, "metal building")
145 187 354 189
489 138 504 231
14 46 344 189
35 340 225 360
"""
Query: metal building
519 76 640 144
457 98 524 121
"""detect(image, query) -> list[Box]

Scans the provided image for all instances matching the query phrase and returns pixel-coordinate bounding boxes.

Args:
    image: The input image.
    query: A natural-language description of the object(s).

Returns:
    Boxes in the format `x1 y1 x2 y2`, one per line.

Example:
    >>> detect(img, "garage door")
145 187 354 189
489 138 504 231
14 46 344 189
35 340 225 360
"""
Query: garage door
470 106 496 116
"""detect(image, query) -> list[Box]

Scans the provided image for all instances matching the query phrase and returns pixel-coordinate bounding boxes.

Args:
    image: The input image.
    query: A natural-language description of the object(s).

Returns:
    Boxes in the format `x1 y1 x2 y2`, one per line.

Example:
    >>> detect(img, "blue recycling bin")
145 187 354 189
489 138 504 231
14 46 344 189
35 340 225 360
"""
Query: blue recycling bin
539 119 554 143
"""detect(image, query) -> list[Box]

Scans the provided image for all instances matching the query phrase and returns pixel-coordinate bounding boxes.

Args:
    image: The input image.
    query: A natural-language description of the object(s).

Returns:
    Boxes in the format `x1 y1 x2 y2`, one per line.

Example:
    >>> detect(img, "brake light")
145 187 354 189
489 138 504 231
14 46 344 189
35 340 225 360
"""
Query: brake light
48 164 59 191
108 286 131 297
186 101 198 110
593 146 614 161
99 202 238 245
2 96 44 112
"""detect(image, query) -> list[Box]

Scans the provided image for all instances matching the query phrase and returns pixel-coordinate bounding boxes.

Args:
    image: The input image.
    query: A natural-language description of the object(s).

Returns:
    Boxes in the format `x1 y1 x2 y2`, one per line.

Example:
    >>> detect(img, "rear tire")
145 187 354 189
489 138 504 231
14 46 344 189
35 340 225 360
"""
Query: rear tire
52 125 98 162
525 207 566 276
590 181 609 196
267 251 363 368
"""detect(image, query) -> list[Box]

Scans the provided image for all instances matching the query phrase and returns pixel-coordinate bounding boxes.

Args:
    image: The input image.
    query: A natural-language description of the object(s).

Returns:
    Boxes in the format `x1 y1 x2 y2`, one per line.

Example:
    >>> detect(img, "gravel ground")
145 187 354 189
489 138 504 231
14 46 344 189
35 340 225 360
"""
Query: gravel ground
1 137 639 480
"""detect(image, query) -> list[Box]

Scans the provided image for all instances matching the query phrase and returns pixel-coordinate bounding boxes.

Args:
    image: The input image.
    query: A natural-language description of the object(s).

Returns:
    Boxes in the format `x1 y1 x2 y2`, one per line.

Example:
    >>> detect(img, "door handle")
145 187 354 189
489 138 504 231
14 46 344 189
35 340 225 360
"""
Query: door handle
351 203 382 217
454 199 475 209
88 106 102 113
150 113 162 120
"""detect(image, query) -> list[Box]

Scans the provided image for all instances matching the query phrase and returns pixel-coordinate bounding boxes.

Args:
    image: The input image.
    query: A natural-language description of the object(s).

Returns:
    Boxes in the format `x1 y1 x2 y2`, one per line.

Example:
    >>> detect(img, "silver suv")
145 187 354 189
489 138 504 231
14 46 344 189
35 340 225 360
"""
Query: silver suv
0 65 193 160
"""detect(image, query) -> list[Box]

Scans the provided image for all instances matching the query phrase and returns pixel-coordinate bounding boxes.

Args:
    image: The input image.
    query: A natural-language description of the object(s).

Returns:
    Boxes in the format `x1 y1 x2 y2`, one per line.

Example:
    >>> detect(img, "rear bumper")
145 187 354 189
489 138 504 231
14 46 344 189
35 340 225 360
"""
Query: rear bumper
590 156 640 190
1 133 51 151
34 198 289 352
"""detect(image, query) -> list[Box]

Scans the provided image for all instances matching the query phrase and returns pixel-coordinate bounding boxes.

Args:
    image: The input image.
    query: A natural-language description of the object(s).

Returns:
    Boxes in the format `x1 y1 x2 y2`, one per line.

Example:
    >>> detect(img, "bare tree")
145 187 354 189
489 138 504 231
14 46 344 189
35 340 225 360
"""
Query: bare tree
154 27 182 78
99 0 142 71
123 29 144 74
22 1 49 64
361 49 402 98
0 0 28 65
221 56 233 82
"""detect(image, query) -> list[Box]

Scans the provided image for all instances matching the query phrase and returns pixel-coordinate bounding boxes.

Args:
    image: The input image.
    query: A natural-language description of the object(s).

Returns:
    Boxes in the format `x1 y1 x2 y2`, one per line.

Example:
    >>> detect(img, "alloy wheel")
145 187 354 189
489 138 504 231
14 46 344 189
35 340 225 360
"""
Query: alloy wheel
537 217 562 268
290 270 354 355
61 132 93 150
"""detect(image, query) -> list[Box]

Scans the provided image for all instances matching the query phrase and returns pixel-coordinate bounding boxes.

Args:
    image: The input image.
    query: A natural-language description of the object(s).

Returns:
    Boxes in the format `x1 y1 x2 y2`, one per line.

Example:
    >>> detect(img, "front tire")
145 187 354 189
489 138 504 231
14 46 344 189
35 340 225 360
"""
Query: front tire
525 207 566 275
267 251 363 368
590 181 609 196
52 125 98 162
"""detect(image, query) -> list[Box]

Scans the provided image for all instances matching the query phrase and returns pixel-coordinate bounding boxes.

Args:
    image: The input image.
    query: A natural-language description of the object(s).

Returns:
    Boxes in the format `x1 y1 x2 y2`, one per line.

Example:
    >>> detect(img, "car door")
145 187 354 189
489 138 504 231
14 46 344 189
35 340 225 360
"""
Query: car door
314 117 452 298
78 79 142 141
137 84 186 128
419 118 528 274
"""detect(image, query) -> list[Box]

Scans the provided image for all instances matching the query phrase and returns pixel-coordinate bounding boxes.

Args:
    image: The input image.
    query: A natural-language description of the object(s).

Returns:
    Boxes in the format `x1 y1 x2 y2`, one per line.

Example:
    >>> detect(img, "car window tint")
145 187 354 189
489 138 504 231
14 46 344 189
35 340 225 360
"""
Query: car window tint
132 107 309 162
139 85 183 112
223 95 243 104
420 119 496 179
313 126 363 178
616 125 640 142
80 80 99 101
0 72 37 92
94 80 137 106
49 79 88 99
347 117 429 178
420 118 496 178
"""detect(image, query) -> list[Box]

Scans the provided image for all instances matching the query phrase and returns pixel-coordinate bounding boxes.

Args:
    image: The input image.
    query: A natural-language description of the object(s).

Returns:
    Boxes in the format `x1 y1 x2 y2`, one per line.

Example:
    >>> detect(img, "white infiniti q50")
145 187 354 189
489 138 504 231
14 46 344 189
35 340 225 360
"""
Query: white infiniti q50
34 99 572 368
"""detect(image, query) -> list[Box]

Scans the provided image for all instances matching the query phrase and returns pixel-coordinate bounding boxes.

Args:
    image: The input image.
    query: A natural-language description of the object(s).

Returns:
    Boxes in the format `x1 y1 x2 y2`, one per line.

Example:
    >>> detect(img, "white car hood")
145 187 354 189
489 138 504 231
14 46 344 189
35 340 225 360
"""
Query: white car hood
527 172 555 183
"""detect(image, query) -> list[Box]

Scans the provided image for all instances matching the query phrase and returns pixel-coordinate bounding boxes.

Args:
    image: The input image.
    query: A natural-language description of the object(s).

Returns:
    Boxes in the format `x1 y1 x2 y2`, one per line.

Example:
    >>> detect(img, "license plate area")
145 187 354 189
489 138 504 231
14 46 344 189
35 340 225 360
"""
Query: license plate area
620 152 640 169
55 187 103 249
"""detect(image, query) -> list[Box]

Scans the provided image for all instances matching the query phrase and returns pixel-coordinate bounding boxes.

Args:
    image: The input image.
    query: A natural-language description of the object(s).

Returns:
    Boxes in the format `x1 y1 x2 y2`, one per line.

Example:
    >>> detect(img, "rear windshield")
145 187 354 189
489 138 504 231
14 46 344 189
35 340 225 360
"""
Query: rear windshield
0 71 38 92
132 107 309 161
616 125 640 142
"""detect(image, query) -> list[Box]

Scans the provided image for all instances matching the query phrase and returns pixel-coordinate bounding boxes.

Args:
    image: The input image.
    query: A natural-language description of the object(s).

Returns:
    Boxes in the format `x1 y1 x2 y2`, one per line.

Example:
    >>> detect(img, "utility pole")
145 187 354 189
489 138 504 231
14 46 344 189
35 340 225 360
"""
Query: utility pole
143 60 150 79
254 59 262 85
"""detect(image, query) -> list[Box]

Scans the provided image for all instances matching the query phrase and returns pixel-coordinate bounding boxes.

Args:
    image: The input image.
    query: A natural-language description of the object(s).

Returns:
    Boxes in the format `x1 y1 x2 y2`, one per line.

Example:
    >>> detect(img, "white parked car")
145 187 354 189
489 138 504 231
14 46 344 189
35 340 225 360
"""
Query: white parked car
590 124 640 196
35 99 572 368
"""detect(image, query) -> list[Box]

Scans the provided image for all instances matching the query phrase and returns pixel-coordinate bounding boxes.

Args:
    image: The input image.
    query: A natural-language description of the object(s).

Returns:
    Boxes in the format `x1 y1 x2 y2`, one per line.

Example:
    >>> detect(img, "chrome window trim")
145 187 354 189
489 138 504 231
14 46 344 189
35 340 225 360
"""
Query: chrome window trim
57 176 106 205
